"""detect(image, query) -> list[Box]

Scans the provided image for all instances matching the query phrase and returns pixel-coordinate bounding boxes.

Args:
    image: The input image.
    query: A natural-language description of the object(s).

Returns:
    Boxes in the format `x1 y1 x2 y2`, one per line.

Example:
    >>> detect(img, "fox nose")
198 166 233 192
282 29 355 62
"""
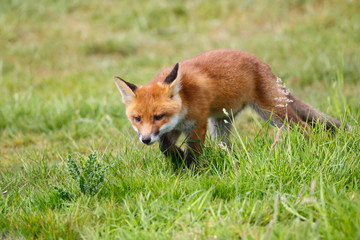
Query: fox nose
141 136 152 145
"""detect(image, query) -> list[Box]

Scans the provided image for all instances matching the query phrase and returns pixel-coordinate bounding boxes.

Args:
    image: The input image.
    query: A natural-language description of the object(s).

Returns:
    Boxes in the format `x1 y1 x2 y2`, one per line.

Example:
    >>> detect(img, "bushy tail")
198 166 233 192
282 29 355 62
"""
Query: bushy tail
287 93 345 131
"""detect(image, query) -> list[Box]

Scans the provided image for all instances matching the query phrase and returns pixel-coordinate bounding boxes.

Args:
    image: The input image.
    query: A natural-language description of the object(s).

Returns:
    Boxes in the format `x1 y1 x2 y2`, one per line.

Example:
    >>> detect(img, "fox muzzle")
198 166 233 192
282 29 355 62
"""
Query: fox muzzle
141 136 152 145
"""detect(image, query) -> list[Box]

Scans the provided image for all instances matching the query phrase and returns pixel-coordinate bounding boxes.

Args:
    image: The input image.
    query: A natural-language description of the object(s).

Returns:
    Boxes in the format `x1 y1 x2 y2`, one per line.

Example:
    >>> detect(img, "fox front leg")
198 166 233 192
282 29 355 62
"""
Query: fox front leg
159 130 184 164
184 121 207 167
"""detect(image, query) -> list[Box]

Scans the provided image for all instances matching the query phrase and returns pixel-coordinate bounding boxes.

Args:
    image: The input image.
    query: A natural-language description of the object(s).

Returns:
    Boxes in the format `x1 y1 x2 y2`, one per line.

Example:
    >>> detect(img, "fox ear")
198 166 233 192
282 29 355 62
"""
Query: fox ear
114 76 138 103
163 63 181 95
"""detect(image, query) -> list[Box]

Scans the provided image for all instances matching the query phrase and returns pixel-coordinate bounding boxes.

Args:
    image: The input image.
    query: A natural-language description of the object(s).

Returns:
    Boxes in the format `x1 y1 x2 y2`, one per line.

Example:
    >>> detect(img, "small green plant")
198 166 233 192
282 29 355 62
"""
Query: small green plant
54 152 107 200
67 151 107 196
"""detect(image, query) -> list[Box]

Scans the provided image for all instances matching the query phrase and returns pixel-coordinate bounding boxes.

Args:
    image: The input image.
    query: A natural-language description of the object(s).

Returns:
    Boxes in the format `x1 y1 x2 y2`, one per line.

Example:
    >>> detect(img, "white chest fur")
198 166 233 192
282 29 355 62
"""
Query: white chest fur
175 119 196 135
173 107 195 134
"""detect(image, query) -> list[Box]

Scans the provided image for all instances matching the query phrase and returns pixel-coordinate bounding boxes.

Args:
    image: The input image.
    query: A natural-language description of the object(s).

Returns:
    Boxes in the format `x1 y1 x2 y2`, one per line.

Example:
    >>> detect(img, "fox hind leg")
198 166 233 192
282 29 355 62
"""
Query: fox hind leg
208 117 233 151
251 103 284 128
251 103 310 133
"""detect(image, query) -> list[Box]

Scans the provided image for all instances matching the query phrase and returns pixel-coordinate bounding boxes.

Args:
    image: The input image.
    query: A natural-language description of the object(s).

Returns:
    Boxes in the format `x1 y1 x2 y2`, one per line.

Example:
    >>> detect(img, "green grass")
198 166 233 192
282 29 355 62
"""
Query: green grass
1 0 360 239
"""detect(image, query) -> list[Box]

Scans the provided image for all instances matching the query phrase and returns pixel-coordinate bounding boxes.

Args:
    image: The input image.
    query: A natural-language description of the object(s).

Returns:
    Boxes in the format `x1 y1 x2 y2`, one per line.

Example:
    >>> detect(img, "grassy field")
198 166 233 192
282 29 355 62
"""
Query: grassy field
1 0 360 239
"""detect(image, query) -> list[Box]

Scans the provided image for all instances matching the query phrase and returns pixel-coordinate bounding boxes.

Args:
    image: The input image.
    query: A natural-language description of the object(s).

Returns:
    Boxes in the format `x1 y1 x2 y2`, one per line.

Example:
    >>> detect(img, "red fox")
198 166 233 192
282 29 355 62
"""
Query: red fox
114 49 343 167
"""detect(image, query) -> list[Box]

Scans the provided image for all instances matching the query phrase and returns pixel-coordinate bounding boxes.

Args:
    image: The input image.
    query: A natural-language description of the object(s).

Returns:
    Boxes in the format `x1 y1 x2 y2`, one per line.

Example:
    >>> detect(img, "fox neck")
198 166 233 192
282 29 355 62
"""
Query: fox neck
159 105 187 135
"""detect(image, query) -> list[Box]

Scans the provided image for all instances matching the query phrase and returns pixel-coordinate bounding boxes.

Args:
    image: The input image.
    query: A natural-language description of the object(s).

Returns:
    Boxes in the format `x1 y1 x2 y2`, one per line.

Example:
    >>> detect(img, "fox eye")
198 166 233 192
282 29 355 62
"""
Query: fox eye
134 116 141 122
154 114 165 121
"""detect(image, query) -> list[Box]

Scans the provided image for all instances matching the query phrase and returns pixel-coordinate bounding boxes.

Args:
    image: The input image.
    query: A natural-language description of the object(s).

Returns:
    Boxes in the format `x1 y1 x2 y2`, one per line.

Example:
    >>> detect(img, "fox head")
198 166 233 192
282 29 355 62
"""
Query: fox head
114 63 183 145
